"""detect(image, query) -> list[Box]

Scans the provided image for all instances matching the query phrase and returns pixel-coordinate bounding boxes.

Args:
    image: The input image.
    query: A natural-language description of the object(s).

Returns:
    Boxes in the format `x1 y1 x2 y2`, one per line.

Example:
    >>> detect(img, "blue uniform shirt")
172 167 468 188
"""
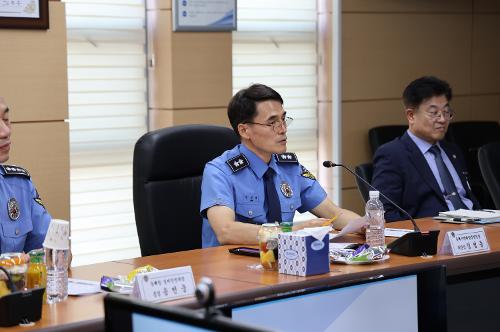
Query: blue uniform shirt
200 144 327 247
0 165 51 253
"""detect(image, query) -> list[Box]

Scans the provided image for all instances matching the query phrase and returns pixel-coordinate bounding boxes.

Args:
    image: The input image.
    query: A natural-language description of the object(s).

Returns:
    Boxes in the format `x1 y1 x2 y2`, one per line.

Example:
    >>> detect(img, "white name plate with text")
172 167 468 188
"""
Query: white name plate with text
441 227 490 256
132 266 196 303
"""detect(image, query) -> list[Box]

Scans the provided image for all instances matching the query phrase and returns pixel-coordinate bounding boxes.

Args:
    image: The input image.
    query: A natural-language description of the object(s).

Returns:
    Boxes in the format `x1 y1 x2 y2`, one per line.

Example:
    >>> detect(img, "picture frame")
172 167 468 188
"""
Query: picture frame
0 0 49 30
172 0 236 32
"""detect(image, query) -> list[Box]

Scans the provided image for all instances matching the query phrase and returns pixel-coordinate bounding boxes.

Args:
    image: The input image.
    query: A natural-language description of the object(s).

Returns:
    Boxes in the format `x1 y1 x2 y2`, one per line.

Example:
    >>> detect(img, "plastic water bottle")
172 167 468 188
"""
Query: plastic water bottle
44 247 70 303
365 191 385 247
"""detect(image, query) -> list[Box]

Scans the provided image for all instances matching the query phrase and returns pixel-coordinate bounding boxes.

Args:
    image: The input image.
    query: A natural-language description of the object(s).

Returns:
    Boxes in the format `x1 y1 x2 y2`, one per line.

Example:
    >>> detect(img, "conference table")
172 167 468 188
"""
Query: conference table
9 218 500 331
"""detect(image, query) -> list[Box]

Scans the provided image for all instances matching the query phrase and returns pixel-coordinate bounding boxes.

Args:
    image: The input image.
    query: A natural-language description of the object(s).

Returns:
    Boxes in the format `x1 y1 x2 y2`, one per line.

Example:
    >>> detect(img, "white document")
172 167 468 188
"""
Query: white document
384 228 414 238
330 217 367 239
439 209 500 220
329 225 413 240
68 278 102 296
329 242 359 250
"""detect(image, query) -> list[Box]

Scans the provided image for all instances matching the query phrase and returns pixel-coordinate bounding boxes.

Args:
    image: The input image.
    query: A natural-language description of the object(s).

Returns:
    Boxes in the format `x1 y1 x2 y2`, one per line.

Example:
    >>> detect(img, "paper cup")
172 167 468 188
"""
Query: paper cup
43 219 70 250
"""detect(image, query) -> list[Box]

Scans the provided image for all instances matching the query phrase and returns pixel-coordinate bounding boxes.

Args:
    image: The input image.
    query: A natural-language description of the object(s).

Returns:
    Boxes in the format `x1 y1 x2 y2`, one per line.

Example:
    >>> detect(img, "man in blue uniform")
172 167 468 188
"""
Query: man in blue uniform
200 84 362 247
0 97 51 253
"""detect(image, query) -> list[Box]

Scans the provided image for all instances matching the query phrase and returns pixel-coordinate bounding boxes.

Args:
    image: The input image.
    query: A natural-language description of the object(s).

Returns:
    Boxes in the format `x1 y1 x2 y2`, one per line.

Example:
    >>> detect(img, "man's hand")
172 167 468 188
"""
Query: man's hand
353 216 368 235
293 216 368 235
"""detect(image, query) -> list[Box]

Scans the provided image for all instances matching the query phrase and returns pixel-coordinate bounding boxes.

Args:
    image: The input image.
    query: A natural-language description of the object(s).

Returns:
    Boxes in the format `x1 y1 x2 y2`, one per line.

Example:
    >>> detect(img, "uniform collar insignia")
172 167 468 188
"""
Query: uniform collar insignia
275 152 298 163
226 154 250 173
7 198 20 221
1 165 30 178
301 165 316 180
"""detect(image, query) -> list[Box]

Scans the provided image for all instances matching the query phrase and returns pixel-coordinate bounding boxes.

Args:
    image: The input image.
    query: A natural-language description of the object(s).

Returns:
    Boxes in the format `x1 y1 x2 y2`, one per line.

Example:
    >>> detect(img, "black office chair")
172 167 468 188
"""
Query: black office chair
478 142 500 209
368 125 407 155
354 163 373 203
446 121 500 208
133 124 240 256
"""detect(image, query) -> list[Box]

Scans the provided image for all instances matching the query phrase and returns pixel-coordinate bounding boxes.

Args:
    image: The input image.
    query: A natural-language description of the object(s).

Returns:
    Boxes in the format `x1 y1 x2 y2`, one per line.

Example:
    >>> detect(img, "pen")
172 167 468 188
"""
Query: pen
321 214 338 227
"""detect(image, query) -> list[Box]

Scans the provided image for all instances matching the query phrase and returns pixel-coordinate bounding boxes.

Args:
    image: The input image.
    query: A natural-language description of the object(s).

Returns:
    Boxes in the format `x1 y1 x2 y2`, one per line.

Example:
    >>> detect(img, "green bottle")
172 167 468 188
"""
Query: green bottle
280 221 293 232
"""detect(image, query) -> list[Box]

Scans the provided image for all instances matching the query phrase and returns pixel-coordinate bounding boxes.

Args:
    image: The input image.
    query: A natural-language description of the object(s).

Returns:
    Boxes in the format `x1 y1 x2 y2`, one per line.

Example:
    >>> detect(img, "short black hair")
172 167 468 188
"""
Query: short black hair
402 76 452 109
227 84 283 136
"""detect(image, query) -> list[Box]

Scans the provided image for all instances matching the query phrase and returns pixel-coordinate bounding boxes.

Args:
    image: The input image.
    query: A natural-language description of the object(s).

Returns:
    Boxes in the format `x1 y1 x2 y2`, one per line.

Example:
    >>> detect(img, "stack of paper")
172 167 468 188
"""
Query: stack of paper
439 209 500 224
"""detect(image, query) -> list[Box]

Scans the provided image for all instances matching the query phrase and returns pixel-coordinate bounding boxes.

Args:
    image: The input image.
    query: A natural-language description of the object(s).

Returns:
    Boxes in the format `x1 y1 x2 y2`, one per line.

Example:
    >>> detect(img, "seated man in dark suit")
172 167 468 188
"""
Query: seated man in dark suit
372 76 480 221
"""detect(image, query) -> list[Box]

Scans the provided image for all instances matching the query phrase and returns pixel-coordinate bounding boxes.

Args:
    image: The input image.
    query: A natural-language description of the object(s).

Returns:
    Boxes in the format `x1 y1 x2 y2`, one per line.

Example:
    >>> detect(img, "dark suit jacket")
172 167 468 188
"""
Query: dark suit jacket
372 131 480 222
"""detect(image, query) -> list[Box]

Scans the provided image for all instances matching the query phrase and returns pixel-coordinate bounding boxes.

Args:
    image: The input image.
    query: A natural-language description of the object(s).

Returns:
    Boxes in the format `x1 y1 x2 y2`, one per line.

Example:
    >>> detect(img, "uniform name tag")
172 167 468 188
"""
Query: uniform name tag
441 227 490 256
132 266 196 303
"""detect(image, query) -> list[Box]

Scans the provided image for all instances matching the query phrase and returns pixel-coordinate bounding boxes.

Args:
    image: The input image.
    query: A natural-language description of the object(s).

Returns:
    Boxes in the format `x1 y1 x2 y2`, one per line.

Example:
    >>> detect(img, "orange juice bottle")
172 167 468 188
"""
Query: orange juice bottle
27 249 47 301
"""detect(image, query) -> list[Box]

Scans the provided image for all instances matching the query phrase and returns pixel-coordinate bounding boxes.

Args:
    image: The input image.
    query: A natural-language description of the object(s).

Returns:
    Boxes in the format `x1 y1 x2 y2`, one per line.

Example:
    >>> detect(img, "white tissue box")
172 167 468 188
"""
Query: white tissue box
278 230 330 277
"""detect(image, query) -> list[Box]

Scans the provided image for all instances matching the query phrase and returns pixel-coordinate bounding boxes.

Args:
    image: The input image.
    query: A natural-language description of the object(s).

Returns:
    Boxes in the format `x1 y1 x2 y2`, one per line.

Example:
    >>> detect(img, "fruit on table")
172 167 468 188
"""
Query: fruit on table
260 249 276 269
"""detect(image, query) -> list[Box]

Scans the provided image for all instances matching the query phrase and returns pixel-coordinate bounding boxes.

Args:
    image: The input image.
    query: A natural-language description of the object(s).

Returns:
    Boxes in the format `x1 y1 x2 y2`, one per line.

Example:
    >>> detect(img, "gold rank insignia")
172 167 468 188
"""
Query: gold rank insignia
280 182 293 198
34 197 45 209
7 198 20 221
301 165 316 180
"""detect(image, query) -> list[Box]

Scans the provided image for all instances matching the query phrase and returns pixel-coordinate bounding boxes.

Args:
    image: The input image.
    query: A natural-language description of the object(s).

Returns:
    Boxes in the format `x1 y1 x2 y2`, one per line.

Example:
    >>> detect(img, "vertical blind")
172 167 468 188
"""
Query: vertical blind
233 0 318 220
64 0 147 266
233 0 318 173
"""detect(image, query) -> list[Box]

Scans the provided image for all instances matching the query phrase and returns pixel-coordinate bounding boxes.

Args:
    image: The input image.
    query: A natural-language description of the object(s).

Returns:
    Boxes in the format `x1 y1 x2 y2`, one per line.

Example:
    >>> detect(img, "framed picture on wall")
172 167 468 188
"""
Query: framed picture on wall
0 0 49 29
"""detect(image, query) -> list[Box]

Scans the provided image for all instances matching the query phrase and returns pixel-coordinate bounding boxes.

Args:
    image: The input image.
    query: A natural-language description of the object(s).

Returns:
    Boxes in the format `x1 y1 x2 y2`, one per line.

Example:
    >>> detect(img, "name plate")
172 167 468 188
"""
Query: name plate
441 227 490 256
132 266 196 303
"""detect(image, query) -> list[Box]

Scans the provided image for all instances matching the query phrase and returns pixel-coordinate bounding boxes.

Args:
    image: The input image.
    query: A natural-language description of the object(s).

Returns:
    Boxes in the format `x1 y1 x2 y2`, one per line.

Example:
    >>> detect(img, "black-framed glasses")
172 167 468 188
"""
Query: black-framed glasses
245 116 293 132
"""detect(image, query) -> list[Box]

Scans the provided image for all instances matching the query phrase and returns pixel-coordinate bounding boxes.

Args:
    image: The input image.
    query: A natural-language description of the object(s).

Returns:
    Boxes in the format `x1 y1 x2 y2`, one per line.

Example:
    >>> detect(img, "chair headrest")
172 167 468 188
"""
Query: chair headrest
133 124 240 181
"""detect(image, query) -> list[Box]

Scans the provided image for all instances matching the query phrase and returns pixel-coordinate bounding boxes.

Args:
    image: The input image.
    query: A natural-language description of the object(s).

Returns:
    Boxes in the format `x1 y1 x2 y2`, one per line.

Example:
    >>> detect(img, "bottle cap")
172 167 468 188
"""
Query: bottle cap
28 249 44 264
369 191 380 199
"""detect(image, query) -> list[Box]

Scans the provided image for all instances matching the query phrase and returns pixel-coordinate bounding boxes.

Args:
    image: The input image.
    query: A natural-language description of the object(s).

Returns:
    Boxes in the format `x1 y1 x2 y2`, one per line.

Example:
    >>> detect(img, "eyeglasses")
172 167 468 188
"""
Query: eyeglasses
245 116 293 132
423 107 454 120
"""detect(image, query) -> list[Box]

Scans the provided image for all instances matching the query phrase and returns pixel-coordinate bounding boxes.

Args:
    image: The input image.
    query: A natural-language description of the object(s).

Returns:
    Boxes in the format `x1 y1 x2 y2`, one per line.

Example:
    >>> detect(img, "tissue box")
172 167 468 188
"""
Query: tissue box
278 230 330 276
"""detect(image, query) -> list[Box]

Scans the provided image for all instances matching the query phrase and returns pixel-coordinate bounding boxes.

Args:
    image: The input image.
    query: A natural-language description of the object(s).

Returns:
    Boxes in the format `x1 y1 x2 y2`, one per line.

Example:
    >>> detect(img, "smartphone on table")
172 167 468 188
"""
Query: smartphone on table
228 247 260 257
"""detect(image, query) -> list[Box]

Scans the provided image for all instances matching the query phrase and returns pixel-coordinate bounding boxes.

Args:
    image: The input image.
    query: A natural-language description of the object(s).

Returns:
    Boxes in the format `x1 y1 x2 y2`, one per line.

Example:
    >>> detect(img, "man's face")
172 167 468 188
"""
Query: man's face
238 100 287 162
0 98 11 163
407 95 451 145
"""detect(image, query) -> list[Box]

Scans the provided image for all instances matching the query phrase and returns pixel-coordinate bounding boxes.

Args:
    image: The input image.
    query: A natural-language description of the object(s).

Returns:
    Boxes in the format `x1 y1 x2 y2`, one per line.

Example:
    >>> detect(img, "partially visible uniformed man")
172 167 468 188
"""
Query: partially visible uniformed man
0 97 51 253
200 84 362 247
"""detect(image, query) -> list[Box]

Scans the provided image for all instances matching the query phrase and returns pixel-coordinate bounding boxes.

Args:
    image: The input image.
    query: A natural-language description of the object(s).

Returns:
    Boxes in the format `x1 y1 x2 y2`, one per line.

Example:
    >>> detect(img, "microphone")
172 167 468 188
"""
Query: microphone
323 161 439 257
323 161 420 232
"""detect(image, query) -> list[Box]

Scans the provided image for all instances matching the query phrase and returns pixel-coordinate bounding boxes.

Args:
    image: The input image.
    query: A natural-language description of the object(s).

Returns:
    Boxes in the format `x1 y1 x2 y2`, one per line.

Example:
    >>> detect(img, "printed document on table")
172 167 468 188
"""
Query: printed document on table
68 278 102 296
439 209 500 220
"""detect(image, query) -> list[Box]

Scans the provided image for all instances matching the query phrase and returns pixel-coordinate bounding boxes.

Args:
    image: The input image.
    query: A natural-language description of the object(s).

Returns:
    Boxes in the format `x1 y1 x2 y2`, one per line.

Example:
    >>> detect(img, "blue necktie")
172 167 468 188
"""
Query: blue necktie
429 145 467 210
263 168 282 223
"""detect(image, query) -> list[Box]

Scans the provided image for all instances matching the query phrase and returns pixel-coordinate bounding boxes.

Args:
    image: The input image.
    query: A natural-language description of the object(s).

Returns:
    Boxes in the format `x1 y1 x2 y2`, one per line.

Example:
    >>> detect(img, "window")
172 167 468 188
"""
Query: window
65 0 147 266
233 0 318 220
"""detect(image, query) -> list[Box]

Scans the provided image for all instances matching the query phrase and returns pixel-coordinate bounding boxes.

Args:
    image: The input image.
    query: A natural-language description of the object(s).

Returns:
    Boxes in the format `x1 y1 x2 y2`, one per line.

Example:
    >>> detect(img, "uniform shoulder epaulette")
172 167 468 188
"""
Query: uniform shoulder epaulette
301 165 316 180
226 154 250 173
275 152 298 164
1 164 31 178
